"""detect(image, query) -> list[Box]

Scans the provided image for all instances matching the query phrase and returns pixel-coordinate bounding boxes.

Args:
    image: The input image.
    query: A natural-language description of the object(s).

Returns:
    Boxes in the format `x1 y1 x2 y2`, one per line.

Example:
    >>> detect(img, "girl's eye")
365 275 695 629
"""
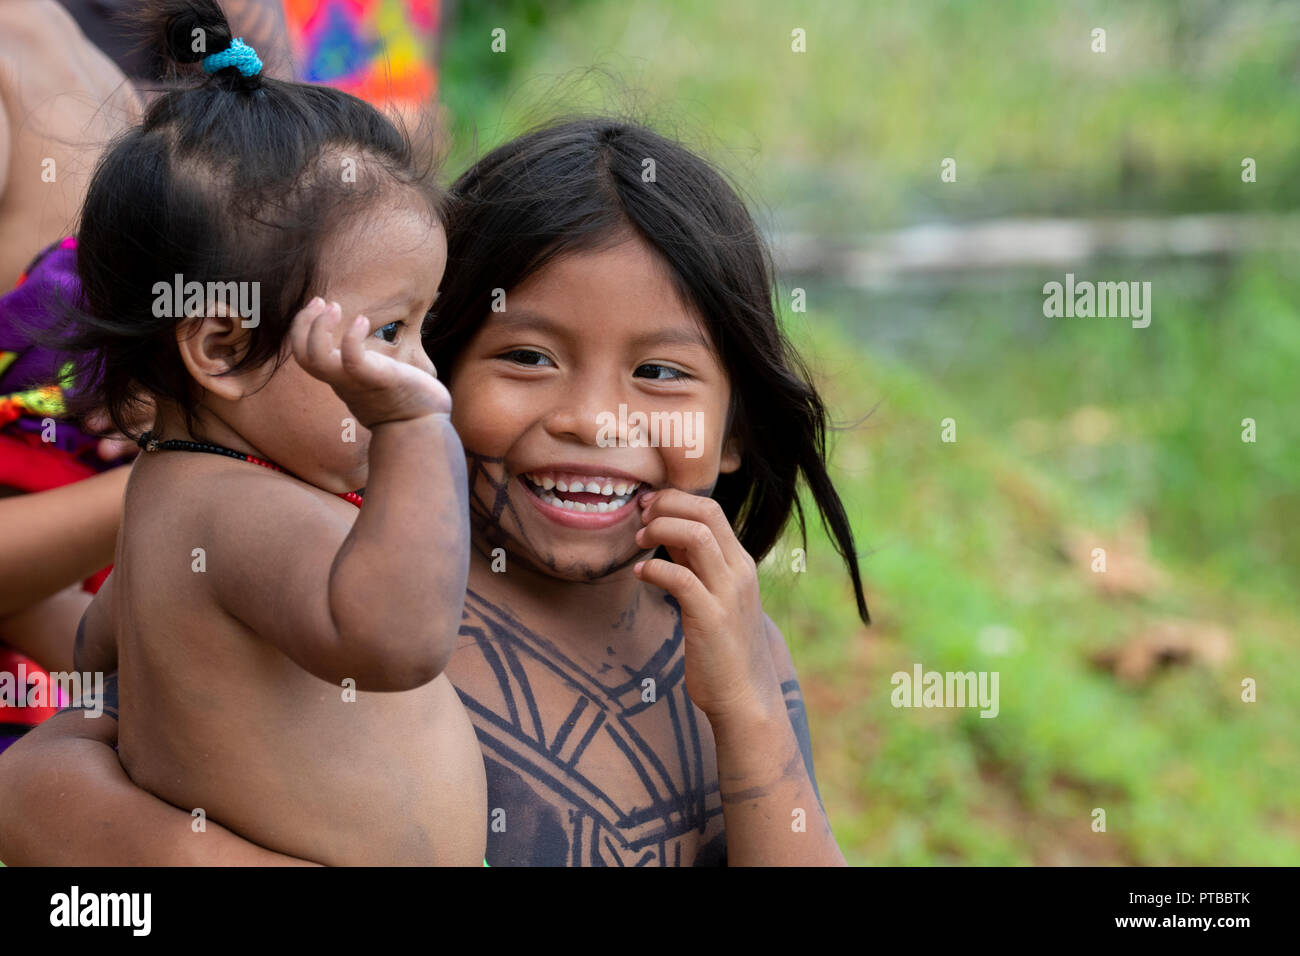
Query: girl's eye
373 321 402 344
500 349 554 367
634 363 690 381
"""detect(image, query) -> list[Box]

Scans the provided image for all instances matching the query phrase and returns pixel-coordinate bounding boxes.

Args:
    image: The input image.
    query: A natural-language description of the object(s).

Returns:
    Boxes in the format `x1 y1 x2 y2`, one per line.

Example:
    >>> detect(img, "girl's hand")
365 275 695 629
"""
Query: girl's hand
289 298 451 429
633 488 782 725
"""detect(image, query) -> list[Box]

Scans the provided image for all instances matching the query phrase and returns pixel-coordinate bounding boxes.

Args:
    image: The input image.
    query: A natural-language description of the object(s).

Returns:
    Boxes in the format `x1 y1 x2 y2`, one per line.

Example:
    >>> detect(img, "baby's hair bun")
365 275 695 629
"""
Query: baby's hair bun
164 6 231 66
140 0 248 84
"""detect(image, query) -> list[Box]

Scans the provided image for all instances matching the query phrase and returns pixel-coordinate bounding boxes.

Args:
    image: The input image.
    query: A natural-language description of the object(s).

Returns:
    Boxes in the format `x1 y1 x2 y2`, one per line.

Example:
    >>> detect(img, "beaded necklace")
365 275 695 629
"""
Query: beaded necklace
136 430 363 508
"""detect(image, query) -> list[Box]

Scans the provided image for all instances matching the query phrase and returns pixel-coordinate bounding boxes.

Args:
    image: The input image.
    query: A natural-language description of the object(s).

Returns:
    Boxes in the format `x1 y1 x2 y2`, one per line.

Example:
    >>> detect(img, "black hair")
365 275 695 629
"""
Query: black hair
54 0 440 437
426 117 869 624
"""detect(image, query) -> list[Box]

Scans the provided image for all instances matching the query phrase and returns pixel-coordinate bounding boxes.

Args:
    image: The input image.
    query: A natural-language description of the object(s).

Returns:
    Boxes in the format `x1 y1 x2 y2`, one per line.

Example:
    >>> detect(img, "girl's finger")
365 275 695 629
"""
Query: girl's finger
641 488 753 572
633 557 715 618
636 516 731 594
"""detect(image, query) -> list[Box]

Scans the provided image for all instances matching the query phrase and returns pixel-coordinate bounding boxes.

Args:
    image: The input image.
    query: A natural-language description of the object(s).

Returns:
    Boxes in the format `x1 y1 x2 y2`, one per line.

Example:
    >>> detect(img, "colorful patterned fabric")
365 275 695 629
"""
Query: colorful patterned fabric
0 237 114 753
282 0 441 108
0 236 111 473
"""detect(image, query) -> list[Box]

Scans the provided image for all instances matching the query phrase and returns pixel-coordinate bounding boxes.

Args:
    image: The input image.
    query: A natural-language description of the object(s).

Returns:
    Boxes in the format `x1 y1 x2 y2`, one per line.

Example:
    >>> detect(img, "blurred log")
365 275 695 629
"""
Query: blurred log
774 213 1300 286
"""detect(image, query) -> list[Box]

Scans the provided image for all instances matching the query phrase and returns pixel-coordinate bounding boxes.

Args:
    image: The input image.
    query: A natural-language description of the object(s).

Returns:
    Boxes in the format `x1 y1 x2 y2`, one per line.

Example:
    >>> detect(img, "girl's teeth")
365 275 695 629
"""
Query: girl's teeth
532 484 636 514
524 474 641 494
525 473 643 516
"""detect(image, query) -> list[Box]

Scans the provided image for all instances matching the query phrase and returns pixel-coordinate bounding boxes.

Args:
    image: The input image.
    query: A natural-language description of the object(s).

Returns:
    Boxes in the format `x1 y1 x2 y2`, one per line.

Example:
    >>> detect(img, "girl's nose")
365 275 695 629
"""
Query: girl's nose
541 383 624 446
542 404 601 445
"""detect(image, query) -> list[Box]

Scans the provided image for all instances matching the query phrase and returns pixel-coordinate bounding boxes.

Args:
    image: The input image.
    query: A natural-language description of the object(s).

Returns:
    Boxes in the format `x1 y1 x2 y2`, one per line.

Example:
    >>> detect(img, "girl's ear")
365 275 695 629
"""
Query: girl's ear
720 434 742 474
174 301 259 401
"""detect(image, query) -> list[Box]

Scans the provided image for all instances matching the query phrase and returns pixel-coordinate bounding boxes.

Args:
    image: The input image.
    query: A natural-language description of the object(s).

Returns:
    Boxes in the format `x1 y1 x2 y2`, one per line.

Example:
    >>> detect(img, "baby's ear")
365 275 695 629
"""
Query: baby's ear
174 300 257 400
719 434 743 474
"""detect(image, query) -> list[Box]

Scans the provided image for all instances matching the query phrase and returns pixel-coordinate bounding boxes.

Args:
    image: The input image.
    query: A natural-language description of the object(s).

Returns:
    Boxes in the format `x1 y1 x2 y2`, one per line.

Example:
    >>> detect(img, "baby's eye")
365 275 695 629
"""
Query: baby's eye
634 363 690 381
373 321 402 344
501 349 554 367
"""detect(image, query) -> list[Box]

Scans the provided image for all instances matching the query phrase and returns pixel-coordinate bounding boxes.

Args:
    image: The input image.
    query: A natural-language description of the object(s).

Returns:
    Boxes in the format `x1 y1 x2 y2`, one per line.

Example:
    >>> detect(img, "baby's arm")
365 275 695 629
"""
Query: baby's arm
0 684 317 866
205 301 468 690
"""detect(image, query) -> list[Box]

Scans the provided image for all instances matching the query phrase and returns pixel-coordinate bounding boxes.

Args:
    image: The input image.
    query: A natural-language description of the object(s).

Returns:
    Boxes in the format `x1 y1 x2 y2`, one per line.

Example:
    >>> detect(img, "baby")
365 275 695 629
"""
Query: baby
63 0 483 864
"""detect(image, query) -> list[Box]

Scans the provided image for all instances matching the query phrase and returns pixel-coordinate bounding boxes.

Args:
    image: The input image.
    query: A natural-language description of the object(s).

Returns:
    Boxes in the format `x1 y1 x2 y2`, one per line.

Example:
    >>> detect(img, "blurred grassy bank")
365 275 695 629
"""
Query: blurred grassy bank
763 258 1299 864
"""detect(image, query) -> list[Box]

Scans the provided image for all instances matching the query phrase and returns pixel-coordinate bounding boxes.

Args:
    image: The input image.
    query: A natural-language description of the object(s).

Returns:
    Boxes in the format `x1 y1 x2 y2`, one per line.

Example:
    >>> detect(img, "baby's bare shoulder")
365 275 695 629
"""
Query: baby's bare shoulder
129 455 355 555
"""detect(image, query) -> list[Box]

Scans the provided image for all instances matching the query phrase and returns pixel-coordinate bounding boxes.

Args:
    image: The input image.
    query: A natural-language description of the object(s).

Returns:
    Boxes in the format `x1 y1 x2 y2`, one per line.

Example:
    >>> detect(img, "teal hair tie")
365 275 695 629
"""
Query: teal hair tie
202 38 262 78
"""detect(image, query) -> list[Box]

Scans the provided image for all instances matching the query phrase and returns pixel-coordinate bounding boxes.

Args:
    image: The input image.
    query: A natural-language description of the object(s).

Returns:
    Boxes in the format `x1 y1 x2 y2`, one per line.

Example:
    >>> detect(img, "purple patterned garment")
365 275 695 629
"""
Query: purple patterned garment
0 237 109 466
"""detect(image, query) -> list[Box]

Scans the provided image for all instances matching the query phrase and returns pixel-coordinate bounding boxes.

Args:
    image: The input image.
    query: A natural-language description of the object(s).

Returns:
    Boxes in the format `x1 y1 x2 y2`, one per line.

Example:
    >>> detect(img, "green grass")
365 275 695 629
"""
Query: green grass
761 293 1299 865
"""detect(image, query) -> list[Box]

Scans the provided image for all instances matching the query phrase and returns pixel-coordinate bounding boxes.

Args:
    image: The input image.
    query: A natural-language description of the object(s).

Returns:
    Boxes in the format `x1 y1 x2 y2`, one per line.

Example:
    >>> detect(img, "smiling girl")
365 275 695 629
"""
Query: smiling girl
0 117 867 866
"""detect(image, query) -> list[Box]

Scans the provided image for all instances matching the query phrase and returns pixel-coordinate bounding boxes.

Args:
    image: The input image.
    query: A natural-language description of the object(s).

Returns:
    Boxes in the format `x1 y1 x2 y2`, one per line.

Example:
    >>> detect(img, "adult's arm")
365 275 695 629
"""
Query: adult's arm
223 0 295 80
0 684 317 866
0 583 90 672
0 0 142 288
0 465 129 618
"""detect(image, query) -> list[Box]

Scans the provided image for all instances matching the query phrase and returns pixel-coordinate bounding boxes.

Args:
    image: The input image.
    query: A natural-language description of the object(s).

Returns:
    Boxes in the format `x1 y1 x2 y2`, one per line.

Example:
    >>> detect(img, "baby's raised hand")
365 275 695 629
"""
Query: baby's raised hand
290 298 451 428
